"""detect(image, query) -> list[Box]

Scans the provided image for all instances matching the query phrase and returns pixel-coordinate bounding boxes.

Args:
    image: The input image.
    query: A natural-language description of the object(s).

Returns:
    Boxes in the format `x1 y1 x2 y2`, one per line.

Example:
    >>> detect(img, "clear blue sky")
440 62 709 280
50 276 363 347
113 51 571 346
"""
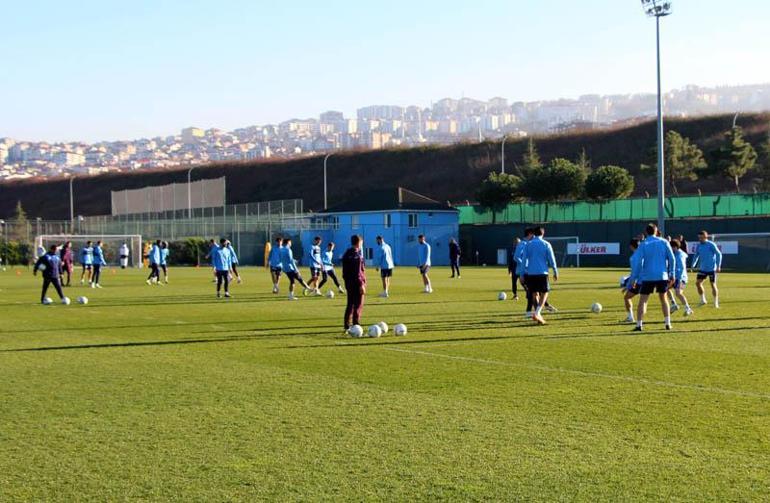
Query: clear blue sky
2 0 769 143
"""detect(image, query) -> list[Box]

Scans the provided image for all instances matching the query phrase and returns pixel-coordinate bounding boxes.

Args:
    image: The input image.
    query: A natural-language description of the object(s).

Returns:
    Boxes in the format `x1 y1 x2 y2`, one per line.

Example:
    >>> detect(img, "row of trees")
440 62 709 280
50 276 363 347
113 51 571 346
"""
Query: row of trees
477 126 770 213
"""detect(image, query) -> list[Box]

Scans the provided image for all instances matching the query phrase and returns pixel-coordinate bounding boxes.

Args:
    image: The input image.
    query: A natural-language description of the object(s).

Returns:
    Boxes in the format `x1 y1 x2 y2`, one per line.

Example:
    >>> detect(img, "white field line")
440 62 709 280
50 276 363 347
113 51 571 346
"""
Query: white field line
382 347 770 401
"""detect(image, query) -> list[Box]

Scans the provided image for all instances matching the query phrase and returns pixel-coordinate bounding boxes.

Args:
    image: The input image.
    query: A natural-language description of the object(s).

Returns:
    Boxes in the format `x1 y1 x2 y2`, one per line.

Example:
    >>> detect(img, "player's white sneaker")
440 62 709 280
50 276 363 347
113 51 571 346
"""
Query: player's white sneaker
224 292 231 298
288 294 298 301
272 285 279 294
379 291 389 298
146 279 151 285
699 298 707 306
714 299 720 309
624 315 635 323
90 282 95 289
684 307 694 316
338 286 346 294
313 289 322 296
670 304 679 313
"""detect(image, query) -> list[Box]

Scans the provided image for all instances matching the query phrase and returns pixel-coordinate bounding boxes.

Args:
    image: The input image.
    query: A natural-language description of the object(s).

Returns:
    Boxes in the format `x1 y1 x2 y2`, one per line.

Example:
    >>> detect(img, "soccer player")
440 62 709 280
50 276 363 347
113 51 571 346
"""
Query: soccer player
318 242 345 294
449 238 461 278
508 237 523 300
119 242 130 269
160 241 170 283
226 240 242 284
517 228 556 317
522 226 558 325
34 244 68 305
375 235 394 298
90 240 106 288
79 240 93 285
280 237 311 300
692 230 723 308
417 234 432 293
212 238 233 298
620 238 641 323
630 223 676 331
146 240 162 285
60 241 74 287
268 237 284 294
204 239 218 282
670 239 694 316
307 236 323 295
342 234 367 332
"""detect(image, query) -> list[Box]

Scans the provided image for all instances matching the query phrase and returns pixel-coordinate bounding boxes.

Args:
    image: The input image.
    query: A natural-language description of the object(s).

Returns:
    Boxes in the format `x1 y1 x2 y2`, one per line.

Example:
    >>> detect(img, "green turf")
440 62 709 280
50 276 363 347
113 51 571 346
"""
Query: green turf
0 266 768 501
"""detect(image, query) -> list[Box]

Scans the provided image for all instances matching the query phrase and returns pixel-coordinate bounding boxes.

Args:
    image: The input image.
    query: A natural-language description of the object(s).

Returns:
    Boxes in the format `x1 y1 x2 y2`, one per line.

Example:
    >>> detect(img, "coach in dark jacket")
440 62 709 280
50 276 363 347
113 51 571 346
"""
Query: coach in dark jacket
341 235 367 331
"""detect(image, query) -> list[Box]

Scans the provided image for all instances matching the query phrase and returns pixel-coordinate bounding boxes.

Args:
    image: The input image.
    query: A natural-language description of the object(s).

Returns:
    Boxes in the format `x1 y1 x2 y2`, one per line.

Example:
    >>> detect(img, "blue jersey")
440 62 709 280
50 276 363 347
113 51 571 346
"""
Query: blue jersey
674 249 688 283
280 245 298 273
522 236 557 276
160 248 169 266
212 246 232 272
36 253 62 279
80 246 93 265
322 250 335 272
268 246 283 269
692 240 722 273
148 245 161 265
513 240 527 269
417 242 431 267
92 245 106 266
376 242 395 270
309 244 322 269
227 245 238 265
632 236 675 282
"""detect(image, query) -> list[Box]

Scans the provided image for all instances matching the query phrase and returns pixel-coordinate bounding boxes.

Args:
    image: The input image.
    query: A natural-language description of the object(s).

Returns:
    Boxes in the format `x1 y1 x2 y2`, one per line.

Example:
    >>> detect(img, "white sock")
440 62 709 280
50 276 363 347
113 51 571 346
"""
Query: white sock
637 320 643 328
535 306 543 316
664 316 671 325
700 294 707 302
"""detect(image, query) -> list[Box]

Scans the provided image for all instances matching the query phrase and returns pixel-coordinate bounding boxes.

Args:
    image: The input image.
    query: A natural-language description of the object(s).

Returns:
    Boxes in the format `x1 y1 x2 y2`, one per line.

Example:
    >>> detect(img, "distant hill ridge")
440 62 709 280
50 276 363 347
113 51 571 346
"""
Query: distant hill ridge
1 112 768 219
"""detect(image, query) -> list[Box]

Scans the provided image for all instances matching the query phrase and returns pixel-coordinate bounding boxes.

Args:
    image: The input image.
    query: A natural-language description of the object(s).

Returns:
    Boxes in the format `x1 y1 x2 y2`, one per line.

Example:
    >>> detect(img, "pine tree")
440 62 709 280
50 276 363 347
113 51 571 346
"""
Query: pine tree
717 127 758 193
664 131 707 195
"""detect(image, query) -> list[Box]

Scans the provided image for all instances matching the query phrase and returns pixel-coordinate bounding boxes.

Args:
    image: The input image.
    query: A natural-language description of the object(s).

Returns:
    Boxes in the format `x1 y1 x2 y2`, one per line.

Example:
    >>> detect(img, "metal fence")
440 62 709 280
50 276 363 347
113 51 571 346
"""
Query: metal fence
111 177 227 216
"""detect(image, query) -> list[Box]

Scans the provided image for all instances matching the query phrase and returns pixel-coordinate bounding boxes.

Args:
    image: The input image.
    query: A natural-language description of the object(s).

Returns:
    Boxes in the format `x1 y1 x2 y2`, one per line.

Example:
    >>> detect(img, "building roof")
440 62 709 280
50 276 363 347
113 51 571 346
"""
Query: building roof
323 187 455 213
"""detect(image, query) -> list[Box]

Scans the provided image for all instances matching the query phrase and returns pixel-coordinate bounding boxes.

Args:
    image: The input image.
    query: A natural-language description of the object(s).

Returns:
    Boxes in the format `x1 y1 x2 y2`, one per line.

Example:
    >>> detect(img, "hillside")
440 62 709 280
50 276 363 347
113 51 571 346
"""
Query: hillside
1 112 768 219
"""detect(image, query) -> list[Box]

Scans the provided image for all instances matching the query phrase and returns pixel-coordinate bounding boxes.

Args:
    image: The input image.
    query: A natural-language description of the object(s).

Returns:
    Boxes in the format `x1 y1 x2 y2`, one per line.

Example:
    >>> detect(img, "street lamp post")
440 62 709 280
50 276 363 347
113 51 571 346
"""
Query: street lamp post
69 176 76 230
323 153 334 210
187 166 197 219
642 0 672 235
501 136 508 174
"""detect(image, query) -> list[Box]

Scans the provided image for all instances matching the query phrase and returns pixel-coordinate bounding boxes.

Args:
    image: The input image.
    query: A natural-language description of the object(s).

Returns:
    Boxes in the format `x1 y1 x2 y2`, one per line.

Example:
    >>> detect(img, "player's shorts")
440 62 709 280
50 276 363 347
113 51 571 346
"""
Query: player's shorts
286 271 302 283
381 268 393 278
673 279 686 290
622 279 640 295
81 264 92 270
270 266 283 275
526 274 550 293
310 267 322 279
640 280 669 295
419 265 431 275
697 271 717 282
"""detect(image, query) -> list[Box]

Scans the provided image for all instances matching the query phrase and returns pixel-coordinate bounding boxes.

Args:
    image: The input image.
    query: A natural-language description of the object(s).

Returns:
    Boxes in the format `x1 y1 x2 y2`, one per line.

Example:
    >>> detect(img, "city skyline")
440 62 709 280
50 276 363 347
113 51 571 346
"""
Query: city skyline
2 0 770 142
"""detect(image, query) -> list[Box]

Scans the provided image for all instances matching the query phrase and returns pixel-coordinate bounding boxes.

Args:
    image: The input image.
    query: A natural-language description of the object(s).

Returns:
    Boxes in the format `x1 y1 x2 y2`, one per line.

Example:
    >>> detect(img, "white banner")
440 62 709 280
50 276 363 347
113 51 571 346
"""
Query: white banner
687 241 739 255
567 243 620 255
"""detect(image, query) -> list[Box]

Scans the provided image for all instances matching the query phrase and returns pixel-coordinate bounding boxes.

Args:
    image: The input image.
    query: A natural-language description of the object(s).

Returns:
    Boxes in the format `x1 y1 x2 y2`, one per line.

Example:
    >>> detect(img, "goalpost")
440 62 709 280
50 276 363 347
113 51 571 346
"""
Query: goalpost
709 232 770 272
547 236 581 268
35 234 144 268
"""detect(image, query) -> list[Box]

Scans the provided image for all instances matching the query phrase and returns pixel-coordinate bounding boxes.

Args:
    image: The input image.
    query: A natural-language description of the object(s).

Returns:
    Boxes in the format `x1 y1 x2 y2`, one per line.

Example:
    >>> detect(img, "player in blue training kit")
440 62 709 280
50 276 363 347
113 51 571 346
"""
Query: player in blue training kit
90 240 106 288
630 223 676 331
211 238 233 298
620 238 641 323
146 240 162 285
417 234 432 293
318 242 345 294
160 241 170 284
375 235 395 298
268 237 284 294
692 230 723 308
521 226 558 325
226 240 242 284
34 244 69 305
280 238 311 300
670 239 693 316
306 236 323 295
79 240 94 285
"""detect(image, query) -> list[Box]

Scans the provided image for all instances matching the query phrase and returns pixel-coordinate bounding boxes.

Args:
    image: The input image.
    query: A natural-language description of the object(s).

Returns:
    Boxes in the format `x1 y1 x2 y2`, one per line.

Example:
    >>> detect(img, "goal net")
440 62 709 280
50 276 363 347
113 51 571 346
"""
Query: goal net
548 236 581 268
35 234 143 268
703 232 770 272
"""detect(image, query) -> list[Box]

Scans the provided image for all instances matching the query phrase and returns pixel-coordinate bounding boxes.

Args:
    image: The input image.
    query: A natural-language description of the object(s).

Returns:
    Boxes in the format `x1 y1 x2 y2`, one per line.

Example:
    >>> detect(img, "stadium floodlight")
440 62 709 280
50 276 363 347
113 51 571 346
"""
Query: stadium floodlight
641 0 672 235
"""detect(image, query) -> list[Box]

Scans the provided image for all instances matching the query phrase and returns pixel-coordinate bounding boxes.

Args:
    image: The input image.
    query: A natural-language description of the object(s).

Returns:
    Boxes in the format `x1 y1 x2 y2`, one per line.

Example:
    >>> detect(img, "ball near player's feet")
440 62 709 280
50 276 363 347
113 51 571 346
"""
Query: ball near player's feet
591 302 603 314
348 325 364 338
498 292 507 301
42 297 53 305
367 325 382 338
394 323 408 336
326 290 335 299
377 321 388 334
62 297 71 305
77 296 89 305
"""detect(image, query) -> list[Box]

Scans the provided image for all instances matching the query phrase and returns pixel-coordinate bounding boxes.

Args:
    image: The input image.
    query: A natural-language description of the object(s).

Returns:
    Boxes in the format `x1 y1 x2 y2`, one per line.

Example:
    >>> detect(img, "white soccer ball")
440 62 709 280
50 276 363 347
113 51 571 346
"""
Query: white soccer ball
37 263 47 271
78 296 89 305
42 297 53 305
377 321 389 334
498 291 507 301
326 290 335 299
394 323 408 337
591 302 603 314
368 324 383 338
62 297 71 305
348 324 364 338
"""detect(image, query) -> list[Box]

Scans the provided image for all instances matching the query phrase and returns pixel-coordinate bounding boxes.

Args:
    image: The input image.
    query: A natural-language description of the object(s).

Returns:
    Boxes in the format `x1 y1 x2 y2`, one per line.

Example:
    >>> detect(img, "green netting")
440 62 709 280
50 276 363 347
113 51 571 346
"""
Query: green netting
459 193 770 225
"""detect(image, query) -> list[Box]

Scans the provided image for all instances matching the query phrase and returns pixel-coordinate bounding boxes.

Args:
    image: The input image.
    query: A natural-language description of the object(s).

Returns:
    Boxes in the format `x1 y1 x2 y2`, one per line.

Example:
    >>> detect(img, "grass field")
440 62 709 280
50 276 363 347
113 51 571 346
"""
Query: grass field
0 265 768 501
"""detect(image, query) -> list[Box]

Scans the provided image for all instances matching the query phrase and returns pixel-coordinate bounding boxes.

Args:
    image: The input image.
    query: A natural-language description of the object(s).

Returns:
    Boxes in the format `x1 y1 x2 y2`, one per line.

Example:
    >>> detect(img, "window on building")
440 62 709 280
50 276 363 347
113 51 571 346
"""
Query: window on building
327 216 340 230
384 213 392 228
351 214 360 228
408 213 418 228
365 247 374 260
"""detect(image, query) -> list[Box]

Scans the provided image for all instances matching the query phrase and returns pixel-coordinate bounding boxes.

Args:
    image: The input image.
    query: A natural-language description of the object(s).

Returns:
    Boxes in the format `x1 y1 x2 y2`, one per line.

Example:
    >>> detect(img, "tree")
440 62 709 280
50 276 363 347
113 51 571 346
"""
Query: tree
585 165 635 200
717 127 758 193
522 158 587 201
754 131 770 192
10 201 28 242
520 138 542 176
664 131 707 195
575 148 591 173
476 172 522 222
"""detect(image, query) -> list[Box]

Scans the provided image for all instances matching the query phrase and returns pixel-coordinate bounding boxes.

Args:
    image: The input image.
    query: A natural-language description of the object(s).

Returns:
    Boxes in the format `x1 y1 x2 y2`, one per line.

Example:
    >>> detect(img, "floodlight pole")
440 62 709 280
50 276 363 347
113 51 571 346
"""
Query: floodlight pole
654 14 666 235
69 176 76 228
501 136 507 174
187 166 197 219
323 153 334 210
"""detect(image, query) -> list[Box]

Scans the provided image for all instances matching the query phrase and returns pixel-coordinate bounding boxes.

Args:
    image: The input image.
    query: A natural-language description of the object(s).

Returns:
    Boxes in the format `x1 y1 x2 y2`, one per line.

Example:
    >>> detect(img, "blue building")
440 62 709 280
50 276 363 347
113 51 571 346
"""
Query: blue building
299 188 459 267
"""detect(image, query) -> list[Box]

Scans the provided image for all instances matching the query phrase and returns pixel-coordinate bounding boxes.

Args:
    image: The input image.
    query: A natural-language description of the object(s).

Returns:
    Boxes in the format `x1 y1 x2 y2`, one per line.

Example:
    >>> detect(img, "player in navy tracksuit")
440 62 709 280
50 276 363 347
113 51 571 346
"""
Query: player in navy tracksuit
34 245 67 304
342 235 367 331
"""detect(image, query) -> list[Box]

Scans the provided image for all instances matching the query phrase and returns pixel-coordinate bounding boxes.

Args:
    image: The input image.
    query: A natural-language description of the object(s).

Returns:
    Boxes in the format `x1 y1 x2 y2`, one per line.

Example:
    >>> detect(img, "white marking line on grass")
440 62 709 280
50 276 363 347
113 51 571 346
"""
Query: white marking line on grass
383 347 770 401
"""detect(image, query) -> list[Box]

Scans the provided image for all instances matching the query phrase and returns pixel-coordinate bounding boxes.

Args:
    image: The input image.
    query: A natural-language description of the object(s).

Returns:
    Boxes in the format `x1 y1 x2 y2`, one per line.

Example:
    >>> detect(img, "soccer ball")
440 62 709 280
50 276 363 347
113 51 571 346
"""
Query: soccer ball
394 323 408 337
78 296 89 305
368 324 383 338
377 321 389 334
42 297 53 305
498 292 507 301
348 325 364 338
62 297 71 305
37 263 47 271
326 290 335 299
620 275 629 288
591 302 603 314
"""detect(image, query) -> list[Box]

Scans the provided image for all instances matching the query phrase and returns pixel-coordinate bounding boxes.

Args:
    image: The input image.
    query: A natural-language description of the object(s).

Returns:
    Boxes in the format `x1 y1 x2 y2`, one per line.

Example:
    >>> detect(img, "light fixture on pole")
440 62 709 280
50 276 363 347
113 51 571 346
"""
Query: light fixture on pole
323 153 334 210
641 0 672 235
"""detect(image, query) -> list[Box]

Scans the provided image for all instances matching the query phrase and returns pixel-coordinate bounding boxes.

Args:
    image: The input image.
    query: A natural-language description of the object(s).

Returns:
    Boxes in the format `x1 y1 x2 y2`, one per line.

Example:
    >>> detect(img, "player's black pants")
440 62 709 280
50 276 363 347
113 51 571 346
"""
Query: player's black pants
147 263 160 282
344 282 365 329
92 264 102 285
510 265 519 296
216 270 230 293
318 269 340 289
450 257 461 277
41 276 64 303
